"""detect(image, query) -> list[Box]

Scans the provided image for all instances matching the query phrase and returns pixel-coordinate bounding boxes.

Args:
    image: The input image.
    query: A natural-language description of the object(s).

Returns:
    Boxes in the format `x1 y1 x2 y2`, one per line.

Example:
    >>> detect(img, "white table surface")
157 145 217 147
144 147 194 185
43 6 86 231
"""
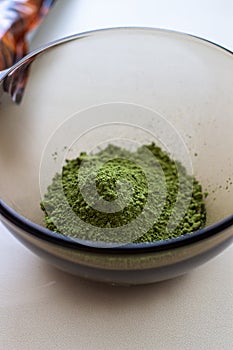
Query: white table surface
1 1 233 349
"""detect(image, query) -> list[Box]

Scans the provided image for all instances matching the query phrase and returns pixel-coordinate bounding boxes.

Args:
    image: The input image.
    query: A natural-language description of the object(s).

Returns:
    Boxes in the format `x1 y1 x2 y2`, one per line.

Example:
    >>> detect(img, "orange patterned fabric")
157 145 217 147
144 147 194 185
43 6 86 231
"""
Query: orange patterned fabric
0 0 56 102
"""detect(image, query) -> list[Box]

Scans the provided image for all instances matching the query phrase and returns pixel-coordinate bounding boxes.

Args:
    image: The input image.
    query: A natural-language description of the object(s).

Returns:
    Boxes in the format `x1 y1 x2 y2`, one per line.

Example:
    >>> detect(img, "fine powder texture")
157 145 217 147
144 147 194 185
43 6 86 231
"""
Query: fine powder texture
41 143 207 243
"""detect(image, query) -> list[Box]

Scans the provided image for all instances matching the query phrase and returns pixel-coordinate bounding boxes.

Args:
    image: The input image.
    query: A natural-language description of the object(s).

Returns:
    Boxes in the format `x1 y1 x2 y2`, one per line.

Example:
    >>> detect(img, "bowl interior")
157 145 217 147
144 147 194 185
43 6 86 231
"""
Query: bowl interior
0 28 232 233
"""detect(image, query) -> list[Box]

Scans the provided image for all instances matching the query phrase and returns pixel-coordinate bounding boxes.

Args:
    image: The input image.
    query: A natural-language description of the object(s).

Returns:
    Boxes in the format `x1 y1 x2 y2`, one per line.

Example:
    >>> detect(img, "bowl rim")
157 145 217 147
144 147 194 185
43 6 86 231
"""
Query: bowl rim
1 26 232 81
0 27 233 254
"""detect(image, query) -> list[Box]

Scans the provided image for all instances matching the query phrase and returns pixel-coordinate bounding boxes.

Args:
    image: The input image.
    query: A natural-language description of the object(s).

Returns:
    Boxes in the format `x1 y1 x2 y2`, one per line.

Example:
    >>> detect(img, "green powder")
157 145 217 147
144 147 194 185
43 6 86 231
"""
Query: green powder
41 143 206 244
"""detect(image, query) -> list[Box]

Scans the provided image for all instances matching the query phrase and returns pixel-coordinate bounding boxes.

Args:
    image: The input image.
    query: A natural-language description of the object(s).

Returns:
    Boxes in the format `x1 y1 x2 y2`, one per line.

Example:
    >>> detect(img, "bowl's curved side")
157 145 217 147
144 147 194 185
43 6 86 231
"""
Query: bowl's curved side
1 214 232 285
0 27 233 283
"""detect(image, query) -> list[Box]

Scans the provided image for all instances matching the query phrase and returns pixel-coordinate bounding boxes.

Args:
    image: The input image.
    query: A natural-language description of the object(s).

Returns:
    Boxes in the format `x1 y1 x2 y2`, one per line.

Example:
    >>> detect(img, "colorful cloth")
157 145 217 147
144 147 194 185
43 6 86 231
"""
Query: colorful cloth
0 0 56 103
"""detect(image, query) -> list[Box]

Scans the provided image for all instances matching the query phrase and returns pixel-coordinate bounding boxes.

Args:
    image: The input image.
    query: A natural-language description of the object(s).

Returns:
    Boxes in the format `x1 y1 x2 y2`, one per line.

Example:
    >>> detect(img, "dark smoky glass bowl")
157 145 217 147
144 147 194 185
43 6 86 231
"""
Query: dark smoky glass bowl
0 28 232 285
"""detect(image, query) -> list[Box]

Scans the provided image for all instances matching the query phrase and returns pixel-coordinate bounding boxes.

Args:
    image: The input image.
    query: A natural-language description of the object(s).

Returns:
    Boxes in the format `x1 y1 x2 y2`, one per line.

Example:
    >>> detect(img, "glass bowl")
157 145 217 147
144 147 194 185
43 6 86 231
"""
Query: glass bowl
0 28 232 285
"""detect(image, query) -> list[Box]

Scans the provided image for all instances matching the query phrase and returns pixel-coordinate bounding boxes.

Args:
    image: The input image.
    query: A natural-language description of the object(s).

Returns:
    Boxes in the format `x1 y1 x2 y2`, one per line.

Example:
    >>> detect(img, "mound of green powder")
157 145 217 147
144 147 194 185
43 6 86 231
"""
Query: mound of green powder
41 143 206 243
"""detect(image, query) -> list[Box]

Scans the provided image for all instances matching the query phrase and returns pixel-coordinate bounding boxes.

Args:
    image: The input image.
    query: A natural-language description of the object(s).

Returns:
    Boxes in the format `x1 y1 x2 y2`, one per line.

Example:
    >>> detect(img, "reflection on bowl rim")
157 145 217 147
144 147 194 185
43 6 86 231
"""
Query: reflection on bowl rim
0 27 233 253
